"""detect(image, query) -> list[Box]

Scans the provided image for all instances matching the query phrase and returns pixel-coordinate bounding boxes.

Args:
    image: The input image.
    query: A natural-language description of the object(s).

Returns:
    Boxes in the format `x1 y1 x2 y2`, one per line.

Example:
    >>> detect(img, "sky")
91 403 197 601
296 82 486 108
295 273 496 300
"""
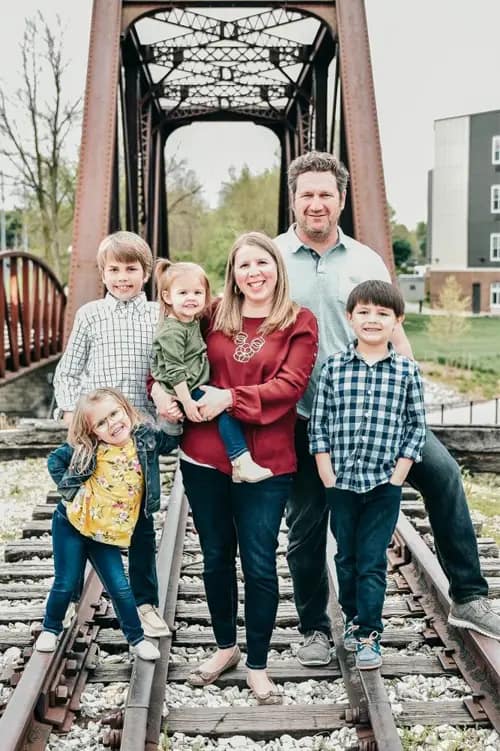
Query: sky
1 1 500 229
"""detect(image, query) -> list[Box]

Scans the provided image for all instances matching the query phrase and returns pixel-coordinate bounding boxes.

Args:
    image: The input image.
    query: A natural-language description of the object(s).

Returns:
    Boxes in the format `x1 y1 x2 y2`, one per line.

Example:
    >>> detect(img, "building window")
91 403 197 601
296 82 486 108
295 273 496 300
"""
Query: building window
491 234 500 261
492 185 500 213
491 282 500 308
493 136 500 165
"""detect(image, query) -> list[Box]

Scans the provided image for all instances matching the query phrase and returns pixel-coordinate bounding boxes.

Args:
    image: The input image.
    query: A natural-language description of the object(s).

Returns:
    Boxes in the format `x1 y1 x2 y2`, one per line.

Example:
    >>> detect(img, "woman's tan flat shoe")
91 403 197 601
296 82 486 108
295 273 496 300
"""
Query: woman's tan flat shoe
246 676 283 705
187 646 241 687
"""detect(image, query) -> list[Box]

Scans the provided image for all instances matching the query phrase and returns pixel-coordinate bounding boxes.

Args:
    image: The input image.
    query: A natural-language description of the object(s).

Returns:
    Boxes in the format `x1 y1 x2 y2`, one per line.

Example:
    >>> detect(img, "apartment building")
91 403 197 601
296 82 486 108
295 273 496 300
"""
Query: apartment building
428 109 500 314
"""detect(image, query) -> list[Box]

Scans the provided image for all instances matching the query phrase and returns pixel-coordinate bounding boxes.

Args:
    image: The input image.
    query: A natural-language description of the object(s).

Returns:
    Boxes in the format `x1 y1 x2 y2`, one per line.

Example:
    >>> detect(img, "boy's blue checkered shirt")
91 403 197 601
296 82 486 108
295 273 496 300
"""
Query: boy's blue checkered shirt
309 342 426 492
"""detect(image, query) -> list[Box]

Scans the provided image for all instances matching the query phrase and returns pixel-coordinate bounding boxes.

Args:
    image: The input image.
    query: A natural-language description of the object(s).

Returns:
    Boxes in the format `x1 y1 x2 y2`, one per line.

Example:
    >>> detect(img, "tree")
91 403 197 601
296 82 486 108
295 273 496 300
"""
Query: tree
427 275 471 345
392 238 412 270
415 221 427 260
166 154 206 258
0 14 81 279
5 209 23 248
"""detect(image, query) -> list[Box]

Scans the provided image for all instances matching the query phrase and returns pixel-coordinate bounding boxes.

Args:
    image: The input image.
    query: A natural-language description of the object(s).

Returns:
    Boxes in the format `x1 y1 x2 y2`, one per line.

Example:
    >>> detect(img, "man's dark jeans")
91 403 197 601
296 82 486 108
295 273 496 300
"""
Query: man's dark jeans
327 483 401 636
180 460 291 669
192 387 247 461
286 420 488 636
71 502 158 608
45 504 144 645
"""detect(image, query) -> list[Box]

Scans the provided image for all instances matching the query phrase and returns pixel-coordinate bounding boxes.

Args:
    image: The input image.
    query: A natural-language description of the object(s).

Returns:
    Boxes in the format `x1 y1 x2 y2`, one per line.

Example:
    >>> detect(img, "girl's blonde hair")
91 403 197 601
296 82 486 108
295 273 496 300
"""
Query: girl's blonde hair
68 388 141 473
212 231 299 336
155 259 211 318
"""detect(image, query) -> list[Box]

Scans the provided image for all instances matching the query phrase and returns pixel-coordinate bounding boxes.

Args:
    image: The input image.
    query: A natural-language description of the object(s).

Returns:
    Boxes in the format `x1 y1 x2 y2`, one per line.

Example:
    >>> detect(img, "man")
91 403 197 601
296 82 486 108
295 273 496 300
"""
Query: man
274 151 500 667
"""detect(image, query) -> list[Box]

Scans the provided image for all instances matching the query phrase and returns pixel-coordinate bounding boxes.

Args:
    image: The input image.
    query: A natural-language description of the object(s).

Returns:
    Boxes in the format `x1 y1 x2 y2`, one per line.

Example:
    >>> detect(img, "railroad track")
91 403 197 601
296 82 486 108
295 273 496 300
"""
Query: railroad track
0 453 500 750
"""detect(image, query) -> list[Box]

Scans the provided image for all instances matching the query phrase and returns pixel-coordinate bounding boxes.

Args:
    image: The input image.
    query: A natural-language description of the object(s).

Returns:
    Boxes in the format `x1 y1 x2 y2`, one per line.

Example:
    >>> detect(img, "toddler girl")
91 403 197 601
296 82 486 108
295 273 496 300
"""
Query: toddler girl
151 259 272 483
35 388 178 660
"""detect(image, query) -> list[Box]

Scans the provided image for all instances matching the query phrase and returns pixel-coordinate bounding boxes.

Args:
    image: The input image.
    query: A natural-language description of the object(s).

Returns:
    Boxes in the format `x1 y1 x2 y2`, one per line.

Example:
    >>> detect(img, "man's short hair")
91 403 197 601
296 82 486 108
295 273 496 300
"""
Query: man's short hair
346 280 405 318
288 151 350 196
96 231 153 277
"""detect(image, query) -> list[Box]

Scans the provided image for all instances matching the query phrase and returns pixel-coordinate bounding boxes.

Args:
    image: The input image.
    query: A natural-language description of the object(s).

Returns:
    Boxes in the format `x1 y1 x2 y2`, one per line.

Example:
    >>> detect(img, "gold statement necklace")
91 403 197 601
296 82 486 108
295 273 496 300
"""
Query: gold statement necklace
233 330 266 363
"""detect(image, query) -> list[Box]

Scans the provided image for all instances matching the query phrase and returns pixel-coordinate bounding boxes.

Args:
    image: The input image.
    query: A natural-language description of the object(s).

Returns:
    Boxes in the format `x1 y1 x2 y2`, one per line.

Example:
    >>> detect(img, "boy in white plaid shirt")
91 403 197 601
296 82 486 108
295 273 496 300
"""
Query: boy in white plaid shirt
309 280 426 670
53 231 170 638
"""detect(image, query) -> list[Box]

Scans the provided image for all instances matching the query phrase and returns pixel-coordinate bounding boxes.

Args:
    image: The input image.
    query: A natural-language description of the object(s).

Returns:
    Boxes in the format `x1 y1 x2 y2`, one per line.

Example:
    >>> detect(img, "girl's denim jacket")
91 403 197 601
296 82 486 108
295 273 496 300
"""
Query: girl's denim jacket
47 424 178 517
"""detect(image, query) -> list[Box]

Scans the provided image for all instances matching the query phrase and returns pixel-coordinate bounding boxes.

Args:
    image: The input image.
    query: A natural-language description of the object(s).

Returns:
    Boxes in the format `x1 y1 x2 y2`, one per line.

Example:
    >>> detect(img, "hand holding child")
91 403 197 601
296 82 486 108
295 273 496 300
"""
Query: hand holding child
183 398 204 423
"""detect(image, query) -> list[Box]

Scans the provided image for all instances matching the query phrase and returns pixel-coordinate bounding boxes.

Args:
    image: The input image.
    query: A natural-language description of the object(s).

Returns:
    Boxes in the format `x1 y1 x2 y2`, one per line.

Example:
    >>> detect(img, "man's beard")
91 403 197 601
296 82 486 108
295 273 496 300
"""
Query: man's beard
297 215 336 242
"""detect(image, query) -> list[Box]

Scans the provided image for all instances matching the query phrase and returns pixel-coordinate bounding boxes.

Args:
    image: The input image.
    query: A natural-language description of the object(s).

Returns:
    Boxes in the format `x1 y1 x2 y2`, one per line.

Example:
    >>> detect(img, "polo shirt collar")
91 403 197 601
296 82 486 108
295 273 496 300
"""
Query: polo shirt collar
104 291 147 312
289 223 347 255
342 339 396 366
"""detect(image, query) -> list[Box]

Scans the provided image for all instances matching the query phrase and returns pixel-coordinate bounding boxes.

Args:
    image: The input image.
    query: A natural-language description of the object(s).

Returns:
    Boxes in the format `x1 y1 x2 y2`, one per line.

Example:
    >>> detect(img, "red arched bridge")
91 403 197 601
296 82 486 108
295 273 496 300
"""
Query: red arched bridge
0 251 66 382
1 0 393 381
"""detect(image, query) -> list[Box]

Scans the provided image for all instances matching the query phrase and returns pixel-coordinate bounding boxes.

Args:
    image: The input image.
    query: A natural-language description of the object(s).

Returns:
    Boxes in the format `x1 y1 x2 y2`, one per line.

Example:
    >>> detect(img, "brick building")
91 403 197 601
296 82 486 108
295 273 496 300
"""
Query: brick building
428 109 500 314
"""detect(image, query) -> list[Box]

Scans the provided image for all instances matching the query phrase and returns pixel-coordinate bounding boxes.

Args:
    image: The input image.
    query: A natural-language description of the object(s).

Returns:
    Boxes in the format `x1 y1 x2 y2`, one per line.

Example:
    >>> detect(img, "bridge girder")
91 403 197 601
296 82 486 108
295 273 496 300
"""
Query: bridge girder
66 0 393 337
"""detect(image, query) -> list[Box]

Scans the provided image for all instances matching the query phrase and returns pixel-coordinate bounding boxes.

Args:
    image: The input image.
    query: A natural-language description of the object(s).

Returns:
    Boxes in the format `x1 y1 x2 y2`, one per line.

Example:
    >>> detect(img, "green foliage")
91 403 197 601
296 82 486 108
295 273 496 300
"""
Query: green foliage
168 162 279 290
5 209 22 248
392 238 413 269
415 220 427 259
405 312 500 397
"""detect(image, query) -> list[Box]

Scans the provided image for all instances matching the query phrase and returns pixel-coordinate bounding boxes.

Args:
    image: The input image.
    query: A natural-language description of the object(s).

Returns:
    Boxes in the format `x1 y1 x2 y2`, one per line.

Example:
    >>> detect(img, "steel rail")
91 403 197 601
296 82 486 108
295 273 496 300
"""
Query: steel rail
395 512 500 733
1 569 103 751
326 533 403 751
119 465 188 751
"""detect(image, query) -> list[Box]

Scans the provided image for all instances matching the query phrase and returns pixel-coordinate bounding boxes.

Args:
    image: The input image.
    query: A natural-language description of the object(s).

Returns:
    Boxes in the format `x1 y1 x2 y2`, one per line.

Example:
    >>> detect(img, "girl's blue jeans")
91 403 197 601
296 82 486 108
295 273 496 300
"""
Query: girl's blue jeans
43 503 144 646
192 387 247 461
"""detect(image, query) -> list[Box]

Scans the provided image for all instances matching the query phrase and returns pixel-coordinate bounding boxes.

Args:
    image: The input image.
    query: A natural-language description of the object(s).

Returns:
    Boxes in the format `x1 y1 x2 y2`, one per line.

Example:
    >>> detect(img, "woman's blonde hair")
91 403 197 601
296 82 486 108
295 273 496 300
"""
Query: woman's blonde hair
212 231 299 336
155 259 211 318
68 388 141 473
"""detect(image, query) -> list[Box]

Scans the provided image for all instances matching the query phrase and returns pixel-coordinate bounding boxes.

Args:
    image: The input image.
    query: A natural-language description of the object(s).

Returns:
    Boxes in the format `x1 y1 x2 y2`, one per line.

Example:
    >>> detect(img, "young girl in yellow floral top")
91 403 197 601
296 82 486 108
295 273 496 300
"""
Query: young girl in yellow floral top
35 388 178 660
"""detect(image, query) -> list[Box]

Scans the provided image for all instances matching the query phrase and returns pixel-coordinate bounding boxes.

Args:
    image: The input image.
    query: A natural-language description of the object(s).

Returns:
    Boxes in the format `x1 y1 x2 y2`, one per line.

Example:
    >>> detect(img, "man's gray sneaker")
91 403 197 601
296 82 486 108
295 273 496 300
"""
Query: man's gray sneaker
296 630 332 666
448 597 500 640
343 621 359 652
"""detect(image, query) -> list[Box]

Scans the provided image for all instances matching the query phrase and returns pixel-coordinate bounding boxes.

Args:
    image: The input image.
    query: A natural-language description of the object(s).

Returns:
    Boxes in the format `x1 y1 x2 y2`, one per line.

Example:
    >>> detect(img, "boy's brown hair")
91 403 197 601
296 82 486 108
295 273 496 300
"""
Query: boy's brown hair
96 231 153 278
346 280 405 318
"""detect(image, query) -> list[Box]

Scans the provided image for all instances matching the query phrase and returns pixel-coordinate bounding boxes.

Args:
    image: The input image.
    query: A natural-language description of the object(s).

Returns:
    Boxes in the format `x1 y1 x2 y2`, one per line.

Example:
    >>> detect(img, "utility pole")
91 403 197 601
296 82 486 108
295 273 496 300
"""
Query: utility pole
0 171 6 251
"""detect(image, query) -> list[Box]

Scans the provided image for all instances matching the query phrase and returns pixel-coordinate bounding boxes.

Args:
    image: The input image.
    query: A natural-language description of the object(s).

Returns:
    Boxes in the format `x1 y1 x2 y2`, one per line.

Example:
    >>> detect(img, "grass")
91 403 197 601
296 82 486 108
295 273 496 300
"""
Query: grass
405 314 500 399
462 470 500 545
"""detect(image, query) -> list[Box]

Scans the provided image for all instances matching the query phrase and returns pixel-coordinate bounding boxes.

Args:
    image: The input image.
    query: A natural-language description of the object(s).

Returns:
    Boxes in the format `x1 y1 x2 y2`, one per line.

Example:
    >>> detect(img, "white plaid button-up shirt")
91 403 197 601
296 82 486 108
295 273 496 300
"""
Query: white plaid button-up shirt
309 342 426 493
53 293 159 413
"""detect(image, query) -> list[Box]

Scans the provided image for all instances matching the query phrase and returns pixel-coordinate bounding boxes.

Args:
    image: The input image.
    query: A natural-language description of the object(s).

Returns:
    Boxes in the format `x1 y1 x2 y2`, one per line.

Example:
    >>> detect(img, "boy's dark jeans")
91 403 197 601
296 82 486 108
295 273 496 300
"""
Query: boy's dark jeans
191 387 247 461
326 483 401 636
180 460 291 669
286 420 488 637
45 504 144 645
72 502 159 608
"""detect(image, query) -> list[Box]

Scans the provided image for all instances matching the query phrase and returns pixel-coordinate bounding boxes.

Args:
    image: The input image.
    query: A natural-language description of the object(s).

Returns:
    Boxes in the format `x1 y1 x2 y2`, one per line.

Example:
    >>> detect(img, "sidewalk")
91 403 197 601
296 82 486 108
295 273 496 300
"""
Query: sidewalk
427 397 499 426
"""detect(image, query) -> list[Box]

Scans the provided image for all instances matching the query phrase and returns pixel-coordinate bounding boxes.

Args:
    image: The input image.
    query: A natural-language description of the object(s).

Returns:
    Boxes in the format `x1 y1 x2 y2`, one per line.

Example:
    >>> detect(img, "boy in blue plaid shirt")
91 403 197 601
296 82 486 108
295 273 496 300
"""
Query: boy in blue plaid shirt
309 280 426 670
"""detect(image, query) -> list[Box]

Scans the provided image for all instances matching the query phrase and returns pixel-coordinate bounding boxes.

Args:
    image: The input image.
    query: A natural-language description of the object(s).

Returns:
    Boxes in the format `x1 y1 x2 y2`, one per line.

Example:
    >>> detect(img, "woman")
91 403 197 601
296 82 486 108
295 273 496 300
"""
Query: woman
153 231 318 704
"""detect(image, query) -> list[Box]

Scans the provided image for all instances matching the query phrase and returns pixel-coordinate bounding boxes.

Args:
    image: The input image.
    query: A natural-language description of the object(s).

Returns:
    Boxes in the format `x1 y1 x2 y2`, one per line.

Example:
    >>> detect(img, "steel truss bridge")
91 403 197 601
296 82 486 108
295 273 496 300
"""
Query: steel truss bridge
1 0 394 380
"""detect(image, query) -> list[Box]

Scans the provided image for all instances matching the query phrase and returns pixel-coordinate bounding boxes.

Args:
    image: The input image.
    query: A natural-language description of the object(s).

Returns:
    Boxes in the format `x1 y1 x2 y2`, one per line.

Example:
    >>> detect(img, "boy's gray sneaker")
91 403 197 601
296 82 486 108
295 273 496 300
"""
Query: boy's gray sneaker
448 598 500 640
344 621 359 652
296 630 332 666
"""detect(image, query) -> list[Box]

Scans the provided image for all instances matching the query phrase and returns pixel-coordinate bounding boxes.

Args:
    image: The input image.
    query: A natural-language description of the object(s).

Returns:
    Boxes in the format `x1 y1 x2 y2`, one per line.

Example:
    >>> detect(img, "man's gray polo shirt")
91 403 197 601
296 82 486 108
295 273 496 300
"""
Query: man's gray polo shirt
274 224 391 418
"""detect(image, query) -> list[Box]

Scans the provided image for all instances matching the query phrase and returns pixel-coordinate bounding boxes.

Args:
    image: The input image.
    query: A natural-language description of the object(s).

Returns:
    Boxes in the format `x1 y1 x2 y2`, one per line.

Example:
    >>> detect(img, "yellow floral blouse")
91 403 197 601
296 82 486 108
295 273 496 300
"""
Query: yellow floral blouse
67 440 144 547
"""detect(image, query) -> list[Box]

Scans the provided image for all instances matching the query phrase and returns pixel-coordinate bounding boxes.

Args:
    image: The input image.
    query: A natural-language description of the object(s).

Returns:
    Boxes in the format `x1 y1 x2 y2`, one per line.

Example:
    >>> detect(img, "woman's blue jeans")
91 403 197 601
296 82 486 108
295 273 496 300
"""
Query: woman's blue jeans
180 460 291 669
327 483 402 636
44 504 144 646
